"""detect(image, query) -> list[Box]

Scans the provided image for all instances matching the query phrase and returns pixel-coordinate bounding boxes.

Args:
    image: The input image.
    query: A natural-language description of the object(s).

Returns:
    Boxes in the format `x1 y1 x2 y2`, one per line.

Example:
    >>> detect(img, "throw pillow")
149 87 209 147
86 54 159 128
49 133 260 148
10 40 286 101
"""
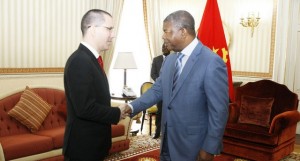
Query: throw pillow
8 86 52 132
238 95 274 127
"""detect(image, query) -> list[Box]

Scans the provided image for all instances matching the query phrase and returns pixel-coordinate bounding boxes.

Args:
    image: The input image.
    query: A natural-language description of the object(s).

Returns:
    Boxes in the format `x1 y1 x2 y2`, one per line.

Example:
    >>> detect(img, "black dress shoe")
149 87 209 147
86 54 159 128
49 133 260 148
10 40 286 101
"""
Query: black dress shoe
152 134 160 139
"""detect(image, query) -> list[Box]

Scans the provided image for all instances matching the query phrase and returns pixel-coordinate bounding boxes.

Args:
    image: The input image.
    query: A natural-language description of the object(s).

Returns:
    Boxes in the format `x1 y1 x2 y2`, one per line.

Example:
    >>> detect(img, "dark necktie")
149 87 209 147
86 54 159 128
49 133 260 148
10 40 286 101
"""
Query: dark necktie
172 53 184 90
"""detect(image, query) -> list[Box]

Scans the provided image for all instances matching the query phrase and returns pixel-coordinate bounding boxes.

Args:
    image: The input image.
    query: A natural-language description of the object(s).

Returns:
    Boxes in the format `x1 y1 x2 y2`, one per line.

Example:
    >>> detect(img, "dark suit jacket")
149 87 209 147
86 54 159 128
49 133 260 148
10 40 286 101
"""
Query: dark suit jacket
63 44 120 161
151 55 164 81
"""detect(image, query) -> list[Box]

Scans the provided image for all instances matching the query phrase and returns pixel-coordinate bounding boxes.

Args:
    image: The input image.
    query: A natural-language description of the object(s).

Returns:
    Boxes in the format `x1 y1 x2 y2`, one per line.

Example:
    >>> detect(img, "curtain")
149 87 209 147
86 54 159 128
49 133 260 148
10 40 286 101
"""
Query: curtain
143 0 204 59
102 0 124 74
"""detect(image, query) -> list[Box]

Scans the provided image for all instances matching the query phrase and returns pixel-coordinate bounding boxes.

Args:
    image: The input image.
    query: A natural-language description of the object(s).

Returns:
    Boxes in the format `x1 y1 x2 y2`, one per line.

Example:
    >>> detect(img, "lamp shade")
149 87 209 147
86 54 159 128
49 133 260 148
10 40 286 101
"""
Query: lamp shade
113 52 137 69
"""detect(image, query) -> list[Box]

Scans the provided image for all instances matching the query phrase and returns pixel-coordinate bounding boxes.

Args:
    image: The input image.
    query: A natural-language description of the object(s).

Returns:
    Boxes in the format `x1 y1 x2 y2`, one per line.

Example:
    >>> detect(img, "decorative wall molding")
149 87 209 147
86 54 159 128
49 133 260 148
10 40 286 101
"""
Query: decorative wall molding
0 73 63 79
232 71 272 78
0 68 64 74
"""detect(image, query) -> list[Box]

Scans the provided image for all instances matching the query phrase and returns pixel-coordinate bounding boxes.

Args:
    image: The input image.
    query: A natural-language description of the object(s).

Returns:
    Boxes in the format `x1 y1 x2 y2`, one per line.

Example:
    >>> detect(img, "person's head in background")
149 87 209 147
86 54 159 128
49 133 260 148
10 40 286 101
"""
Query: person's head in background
81 9 115 53
162 43 171 56
162 10 196 52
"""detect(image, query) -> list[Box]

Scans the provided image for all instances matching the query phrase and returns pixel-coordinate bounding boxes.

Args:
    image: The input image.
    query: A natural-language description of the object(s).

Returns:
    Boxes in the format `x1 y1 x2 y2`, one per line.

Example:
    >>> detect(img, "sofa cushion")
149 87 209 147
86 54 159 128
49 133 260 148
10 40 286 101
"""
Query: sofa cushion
34 126 65 148
0 134 53 160
111 124 125 137
238 95 274 127
225 123 278 146
55 102 67 119
8 86 52 132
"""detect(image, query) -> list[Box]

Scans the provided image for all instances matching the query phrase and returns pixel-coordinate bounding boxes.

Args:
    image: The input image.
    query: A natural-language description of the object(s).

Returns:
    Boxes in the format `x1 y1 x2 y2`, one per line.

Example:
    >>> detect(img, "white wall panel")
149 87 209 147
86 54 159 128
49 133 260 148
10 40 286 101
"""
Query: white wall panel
226 0 274 77
0 0 276 77
0 0 82 70
0 0 122 73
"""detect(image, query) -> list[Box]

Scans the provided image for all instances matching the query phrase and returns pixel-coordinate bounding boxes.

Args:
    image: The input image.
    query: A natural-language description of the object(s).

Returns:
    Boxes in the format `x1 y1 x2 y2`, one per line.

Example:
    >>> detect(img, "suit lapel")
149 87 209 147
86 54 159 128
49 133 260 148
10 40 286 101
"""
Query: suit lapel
166 54 178 97
79 44 109 87
159 55 164 65
171 42 203 98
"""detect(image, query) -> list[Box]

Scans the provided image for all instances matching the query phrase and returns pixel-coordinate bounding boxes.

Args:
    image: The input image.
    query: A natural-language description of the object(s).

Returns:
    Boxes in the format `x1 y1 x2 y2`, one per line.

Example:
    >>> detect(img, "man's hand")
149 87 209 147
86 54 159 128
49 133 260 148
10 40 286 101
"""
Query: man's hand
118 103 132 120
118 104 128 120
124 103 133 114
197 150 214 161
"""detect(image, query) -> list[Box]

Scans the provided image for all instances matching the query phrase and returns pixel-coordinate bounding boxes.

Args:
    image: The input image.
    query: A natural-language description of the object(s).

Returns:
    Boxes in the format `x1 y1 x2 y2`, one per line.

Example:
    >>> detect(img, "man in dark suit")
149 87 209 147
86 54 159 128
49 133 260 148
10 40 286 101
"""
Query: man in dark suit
124 10 228 161
63 9 126 161
150 43 170 139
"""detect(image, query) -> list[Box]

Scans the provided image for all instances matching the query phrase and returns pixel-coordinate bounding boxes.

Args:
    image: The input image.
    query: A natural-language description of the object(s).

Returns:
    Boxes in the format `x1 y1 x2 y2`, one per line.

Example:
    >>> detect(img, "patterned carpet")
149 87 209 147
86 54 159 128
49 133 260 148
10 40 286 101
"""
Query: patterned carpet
105 135 160 161
214 152 300 161
280 152 300 161
104 134 300 161
236 152 300 161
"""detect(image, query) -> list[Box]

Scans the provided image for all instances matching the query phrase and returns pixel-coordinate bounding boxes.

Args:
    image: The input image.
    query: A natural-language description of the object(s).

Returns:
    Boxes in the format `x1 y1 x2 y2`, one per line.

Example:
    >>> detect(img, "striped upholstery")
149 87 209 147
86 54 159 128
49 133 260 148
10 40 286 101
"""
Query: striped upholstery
8 86 52 132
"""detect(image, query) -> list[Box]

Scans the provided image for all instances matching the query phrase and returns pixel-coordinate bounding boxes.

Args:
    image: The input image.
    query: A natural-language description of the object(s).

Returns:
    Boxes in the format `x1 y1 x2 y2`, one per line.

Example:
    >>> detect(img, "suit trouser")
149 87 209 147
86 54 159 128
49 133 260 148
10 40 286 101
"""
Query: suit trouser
161 125 171 161
64 155 105 161
155 101 162 135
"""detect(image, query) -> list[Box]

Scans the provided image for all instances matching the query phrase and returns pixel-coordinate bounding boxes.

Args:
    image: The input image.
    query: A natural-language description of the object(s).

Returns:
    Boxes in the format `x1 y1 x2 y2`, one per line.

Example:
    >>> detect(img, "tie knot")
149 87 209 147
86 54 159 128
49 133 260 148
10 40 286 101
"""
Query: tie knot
97 56 103 61
97 56 104 69
177 53 184 61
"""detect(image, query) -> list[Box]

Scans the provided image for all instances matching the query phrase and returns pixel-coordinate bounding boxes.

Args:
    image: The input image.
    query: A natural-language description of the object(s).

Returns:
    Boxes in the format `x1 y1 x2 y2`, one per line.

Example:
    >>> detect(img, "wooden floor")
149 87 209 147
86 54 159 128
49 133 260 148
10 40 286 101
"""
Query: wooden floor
132 114 300 153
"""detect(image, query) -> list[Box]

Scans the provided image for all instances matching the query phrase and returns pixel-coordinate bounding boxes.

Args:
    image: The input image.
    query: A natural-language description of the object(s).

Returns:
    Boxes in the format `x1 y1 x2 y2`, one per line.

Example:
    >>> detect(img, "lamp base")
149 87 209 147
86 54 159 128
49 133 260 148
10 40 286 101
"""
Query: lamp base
122 87 136 97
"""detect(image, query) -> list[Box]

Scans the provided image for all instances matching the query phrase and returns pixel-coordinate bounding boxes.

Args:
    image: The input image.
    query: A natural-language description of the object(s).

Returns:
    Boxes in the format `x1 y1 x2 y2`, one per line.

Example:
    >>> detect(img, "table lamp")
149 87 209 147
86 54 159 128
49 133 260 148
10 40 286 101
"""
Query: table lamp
113 52 137 89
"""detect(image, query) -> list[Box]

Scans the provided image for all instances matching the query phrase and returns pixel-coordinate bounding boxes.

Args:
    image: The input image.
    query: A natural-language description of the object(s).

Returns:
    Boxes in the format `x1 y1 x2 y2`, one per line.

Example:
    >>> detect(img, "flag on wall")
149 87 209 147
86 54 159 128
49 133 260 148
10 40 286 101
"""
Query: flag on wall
197 0 234 101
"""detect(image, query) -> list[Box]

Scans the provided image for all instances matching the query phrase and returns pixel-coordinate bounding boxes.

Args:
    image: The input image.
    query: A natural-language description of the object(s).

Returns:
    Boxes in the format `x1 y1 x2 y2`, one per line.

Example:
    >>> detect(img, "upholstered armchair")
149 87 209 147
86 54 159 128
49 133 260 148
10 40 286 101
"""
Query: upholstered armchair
140 82 158 135
223 80 300 161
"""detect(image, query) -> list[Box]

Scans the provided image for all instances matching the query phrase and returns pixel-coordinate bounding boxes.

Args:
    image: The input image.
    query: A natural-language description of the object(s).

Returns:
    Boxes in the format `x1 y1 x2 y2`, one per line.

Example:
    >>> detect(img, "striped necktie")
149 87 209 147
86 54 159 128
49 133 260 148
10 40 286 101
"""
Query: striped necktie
172 53 184 90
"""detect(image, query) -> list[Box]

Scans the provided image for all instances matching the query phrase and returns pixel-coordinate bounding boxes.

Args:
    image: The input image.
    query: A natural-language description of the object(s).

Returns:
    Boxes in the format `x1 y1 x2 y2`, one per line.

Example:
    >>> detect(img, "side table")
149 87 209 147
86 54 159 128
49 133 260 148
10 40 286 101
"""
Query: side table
111 94 136 103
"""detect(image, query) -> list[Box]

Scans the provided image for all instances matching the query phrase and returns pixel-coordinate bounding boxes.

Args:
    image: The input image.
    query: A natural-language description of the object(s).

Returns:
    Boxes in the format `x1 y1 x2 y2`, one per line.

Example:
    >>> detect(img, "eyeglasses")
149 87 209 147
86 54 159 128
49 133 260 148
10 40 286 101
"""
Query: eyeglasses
87 25 114 33
100 26 114 32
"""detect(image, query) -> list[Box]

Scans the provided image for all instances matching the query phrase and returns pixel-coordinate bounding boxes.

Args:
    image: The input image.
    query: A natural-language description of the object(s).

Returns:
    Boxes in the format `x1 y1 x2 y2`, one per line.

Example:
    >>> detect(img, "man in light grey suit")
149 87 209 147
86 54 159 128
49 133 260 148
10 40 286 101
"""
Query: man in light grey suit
124 10 228 161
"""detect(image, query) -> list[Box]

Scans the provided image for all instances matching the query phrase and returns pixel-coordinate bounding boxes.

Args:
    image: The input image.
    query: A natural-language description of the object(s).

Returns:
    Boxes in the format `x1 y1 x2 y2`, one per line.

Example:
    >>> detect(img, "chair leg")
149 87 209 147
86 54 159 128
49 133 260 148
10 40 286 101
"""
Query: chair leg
140 110 146 133
149 113 152 136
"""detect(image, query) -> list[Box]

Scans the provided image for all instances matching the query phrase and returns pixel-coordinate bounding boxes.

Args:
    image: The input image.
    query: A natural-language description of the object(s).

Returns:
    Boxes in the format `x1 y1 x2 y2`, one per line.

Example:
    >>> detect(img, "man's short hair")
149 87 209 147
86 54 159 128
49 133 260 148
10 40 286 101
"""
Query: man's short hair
81 9 112 36
164 10 195 36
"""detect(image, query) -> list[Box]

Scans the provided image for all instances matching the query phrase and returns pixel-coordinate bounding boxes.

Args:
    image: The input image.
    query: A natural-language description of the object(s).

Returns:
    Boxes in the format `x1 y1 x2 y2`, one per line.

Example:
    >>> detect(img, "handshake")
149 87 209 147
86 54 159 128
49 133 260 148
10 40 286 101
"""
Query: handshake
118 103 133 120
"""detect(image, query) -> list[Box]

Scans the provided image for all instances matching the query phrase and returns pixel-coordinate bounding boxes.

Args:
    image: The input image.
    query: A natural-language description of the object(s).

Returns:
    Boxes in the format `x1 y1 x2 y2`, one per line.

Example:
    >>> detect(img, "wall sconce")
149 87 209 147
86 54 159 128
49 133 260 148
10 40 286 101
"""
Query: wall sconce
240 12 260 37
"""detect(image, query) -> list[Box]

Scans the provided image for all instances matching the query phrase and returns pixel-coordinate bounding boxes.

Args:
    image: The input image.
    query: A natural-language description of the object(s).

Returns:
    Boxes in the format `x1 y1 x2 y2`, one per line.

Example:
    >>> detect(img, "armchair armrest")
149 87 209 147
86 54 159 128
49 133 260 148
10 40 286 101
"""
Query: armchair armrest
269 110 300 134
227 103 240 123
117 116 132 139
0 143 5 161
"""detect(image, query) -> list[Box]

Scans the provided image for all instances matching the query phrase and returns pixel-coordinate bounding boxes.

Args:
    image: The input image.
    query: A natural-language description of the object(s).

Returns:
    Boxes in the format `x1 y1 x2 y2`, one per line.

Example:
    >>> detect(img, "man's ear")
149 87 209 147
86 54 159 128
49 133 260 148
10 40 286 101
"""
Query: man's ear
89 25 97 38
181 28 187 39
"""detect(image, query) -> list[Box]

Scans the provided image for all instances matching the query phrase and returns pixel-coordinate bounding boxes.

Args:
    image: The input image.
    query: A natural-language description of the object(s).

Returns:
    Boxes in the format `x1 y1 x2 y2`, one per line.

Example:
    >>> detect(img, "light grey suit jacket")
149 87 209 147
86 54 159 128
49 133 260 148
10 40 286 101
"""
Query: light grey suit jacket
131 40 229 161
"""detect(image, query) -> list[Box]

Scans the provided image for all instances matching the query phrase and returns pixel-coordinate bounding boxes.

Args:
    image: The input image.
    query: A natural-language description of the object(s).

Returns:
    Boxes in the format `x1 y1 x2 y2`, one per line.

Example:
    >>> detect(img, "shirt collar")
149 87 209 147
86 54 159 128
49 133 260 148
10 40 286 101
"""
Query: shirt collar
180 38 198 57
81 41 99 59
